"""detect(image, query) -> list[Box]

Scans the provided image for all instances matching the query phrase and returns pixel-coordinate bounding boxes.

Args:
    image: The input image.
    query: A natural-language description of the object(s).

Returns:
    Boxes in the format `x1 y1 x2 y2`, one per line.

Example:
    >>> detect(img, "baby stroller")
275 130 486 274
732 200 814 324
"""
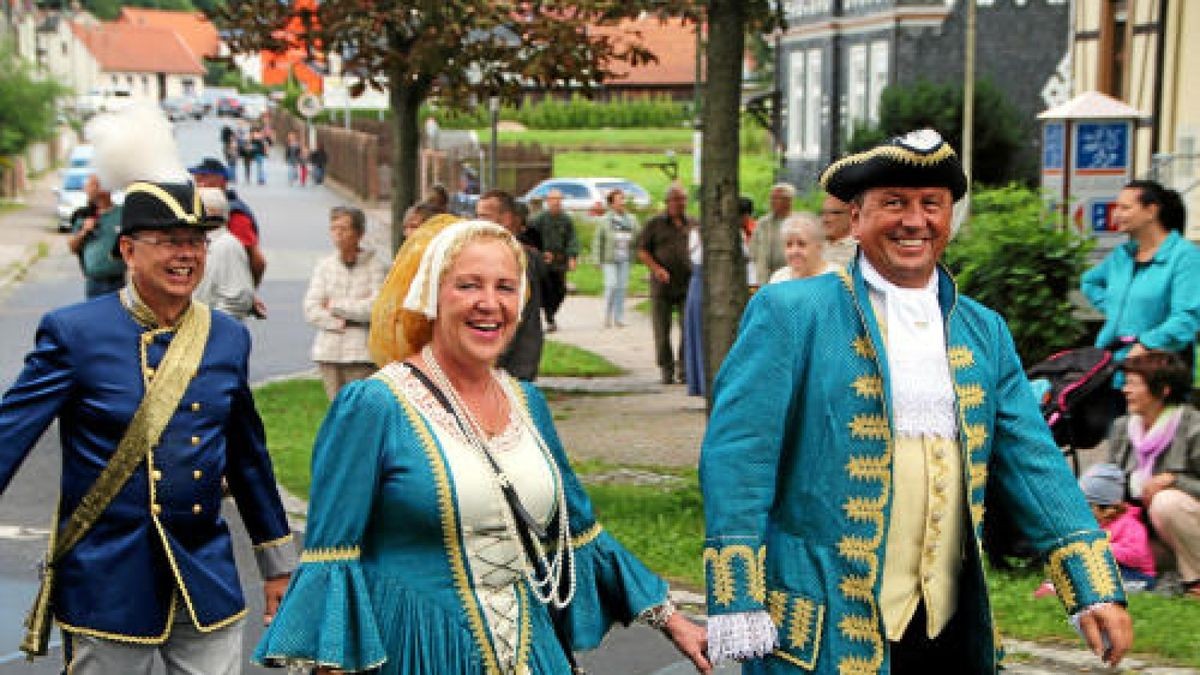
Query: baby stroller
983 346 1119 569
1025 346 1121 475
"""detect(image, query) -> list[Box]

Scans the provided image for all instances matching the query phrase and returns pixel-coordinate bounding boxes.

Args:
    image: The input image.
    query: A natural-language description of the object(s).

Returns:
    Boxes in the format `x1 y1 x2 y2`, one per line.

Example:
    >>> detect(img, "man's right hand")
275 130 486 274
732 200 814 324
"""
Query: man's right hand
652 266 670 284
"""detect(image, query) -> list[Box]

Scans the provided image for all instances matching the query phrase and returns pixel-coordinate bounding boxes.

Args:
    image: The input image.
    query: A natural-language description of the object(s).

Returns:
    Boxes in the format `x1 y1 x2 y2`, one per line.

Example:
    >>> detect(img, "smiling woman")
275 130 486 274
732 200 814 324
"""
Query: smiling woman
254 219 712 674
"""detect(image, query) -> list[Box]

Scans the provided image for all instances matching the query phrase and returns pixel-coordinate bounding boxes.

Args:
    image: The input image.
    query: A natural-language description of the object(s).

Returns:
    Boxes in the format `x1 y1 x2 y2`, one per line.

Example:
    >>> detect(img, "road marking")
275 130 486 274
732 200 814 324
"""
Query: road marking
0 525 49 541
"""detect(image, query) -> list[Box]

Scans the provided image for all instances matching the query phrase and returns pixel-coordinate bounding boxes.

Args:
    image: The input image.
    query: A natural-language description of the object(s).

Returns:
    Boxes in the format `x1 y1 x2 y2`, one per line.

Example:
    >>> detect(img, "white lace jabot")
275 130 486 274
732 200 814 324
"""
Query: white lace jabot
859 258 957 439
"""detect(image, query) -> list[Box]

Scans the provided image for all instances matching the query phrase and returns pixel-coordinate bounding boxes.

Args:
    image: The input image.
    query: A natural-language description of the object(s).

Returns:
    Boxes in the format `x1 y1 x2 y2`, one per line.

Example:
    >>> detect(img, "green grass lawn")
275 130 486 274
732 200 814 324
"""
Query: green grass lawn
256 380 1199 666
539 339 623 377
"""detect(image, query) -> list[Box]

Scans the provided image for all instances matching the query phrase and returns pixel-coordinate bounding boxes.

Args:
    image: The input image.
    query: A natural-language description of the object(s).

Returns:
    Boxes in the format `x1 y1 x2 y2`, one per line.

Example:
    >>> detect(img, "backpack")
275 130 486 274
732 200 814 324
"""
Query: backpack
1026 346 1119 456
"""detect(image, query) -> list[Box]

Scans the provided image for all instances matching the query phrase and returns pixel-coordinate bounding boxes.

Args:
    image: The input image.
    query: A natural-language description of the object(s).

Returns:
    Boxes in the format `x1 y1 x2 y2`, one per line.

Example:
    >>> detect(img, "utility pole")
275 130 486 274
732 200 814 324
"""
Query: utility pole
962 0 976 191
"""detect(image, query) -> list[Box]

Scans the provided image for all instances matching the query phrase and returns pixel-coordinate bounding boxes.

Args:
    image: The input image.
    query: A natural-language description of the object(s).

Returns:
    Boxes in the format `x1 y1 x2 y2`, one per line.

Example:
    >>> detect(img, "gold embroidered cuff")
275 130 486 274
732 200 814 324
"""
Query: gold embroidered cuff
704 543 766 611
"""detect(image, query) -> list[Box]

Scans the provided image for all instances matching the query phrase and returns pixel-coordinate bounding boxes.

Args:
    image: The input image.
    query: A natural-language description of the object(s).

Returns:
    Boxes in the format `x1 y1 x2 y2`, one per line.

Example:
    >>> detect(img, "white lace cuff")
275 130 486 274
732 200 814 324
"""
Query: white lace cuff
706 610 778 664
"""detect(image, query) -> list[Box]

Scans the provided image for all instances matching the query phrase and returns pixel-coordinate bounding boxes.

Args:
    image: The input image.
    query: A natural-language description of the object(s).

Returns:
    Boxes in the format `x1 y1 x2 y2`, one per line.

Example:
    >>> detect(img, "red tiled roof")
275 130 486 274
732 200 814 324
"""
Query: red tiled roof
117 7 219 60
591 16 700 87
73 21 206 75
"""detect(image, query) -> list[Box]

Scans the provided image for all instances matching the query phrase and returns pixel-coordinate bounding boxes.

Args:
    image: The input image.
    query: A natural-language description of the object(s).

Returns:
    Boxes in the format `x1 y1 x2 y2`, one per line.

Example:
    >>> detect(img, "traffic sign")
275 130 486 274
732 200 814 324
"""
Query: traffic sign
296 93 323 118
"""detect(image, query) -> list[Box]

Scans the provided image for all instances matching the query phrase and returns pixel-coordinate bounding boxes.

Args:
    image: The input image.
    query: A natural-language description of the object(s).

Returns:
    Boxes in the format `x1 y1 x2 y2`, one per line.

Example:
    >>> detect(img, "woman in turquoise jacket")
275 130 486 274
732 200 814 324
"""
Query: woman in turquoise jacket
254 219 709 674
1082 180 1200 370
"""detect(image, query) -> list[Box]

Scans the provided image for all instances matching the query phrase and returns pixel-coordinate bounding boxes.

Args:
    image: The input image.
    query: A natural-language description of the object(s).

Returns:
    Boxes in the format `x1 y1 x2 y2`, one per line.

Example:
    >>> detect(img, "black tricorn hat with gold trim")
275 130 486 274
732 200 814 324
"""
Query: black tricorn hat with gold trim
119 180 215 235
819 129 967 202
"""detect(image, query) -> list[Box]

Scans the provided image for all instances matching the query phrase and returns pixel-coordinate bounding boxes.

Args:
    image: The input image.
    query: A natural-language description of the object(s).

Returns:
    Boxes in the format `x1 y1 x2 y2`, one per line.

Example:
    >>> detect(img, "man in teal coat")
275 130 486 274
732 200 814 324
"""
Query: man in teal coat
700 129 1132 673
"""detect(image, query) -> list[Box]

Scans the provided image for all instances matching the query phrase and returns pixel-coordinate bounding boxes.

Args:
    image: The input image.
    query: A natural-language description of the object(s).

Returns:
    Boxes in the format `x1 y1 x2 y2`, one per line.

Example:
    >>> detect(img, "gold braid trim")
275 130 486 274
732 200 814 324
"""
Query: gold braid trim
787 596 817 652
852 375 884 399
969 463 989 492
766 590 788 626
821 141 958 186
254 533 294 551
571 523 603 549
852 336 876 360
848 414 890 441
948 346 975 370
703 545 766 607
57 596 179 646
963 423 988 453
300 546 360 563
1046 536 1119 610
955 383 986 410
836 267 854 292
846 455 890 482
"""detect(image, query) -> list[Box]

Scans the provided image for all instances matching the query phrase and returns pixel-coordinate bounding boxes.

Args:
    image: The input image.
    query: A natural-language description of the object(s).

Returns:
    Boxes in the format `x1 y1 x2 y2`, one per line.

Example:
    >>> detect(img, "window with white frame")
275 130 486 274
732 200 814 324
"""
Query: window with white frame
868 40 889 125
847 44 867 135
787 50 806 157
805 49 822 158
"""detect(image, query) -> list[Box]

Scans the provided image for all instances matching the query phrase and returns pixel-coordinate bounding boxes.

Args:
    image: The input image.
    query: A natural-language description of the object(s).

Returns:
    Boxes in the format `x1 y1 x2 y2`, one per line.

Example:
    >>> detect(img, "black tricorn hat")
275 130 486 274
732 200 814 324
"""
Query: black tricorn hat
120 181 212 234
819 129 968 202
188 157 229 177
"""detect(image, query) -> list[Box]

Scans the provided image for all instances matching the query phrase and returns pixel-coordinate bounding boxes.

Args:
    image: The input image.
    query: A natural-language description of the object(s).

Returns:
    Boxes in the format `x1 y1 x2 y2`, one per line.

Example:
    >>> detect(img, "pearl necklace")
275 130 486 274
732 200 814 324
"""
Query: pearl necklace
419 346 576 608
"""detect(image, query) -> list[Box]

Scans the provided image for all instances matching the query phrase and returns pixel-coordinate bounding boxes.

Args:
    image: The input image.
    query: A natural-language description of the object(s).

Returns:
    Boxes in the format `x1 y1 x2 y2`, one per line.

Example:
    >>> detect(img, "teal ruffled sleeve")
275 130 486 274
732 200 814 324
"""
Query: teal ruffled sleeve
254 379 393 671
520 382 670 651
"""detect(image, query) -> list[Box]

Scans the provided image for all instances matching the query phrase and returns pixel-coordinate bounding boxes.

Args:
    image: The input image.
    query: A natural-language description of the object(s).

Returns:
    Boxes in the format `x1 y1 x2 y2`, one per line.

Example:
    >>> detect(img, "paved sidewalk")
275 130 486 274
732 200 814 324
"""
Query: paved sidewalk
0 172 66 295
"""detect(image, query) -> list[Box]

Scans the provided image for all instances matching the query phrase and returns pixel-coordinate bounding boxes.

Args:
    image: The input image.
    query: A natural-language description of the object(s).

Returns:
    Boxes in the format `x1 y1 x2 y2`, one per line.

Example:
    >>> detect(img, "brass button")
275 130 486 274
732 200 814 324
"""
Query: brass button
146 367 156 378
191 402 201 412
152 470 162 481
193 470 203 480
191 436 200 445
152 504 162 515
192 504 202 515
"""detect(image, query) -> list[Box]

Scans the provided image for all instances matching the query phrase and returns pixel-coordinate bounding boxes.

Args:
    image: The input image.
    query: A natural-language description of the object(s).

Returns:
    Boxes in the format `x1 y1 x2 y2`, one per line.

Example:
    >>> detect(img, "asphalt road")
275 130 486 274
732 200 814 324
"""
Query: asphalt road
0 115 714 674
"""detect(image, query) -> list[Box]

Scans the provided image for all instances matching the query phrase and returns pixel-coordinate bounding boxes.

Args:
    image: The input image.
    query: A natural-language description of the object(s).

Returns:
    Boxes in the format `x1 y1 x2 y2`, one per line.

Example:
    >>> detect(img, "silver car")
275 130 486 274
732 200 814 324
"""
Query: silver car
55 168 93 232
521 177 653 215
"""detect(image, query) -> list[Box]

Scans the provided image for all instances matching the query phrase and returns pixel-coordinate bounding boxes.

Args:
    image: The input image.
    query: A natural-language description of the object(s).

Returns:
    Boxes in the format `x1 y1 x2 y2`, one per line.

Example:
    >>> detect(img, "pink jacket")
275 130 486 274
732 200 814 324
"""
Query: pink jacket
1105 505 1157 577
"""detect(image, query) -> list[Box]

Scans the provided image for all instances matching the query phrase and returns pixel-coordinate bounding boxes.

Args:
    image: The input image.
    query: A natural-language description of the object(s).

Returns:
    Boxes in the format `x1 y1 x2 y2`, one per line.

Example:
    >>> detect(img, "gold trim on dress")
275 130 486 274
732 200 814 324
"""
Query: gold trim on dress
300 546 360 563
571 523 603 549
703 545 766 607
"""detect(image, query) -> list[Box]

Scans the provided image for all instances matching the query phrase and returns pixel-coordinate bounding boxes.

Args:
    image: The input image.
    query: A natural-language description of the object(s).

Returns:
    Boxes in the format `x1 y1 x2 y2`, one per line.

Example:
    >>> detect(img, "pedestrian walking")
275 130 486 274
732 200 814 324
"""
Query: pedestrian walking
303 206 388 399
700 129 1132 673
308 144 327 185
66 173 126 298
529 189 579 332
749 182 795 286
284 131 304 187
0 104 296 673
254 218 711 675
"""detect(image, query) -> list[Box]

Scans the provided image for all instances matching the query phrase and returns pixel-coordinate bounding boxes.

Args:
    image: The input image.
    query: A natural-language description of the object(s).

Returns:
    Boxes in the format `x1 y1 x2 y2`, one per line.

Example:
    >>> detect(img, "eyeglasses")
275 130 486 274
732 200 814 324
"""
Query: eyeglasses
130 233 209 251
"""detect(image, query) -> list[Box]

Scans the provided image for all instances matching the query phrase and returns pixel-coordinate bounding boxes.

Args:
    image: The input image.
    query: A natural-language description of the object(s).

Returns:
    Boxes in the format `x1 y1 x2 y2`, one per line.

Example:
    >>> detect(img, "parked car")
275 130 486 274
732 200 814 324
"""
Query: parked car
199 87 238 116
55 168 93 232
216 96 244 117
239 93 269 120
521 177 653 215
66 144 94 168
161 96 198 122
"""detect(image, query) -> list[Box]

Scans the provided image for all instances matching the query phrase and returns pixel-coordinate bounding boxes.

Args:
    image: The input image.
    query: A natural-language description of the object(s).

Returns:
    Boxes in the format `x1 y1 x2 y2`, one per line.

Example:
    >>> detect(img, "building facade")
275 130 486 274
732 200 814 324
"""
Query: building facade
778 0 1070 189
1070 0 1199 240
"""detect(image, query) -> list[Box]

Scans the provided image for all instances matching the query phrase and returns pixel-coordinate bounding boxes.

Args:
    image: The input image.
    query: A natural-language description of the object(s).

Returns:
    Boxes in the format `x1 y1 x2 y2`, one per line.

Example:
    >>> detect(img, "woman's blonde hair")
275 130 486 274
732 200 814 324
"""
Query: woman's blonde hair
368 215 526 365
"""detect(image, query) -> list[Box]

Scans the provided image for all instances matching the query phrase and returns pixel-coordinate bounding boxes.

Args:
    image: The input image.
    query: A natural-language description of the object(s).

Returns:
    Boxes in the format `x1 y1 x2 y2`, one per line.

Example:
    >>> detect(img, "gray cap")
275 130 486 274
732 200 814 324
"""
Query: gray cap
1079 463 1125 506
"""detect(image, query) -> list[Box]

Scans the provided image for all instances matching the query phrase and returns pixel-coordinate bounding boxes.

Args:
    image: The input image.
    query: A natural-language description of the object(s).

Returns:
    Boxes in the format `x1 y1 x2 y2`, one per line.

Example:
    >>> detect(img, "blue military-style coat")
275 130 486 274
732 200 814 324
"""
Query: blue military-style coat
0 292 295 643
700 261 1125 673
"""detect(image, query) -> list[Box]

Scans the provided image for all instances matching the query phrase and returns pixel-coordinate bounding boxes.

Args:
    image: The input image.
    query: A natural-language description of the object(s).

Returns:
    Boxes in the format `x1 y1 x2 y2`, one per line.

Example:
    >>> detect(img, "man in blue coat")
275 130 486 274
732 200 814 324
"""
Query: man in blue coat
700 130 1132 673
0 178 296 673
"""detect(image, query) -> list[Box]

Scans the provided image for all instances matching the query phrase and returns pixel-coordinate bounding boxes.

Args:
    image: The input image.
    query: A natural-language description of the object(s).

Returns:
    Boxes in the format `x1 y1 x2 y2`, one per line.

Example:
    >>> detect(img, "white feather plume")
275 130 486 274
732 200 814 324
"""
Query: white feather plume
85 102 189 191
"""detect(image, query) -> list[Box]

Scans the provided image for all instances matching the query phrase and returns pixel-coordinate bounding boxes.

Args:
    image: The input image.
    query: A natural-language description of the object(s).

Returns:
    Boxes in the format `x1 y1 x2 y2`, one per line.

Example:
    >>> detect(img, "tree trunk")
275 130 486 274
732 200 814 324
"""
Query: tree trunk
699 0 748 407
388 65 425 253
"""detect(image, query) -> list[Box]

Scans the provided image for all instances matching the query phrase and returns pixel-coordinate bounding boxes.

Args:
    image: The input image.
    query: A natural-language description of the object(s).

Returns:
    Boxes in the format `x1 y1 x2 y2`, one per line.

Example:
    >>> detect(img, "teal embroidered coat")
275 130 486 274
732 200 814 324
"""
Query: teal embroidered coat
700 262 1125 674
254 373 668 674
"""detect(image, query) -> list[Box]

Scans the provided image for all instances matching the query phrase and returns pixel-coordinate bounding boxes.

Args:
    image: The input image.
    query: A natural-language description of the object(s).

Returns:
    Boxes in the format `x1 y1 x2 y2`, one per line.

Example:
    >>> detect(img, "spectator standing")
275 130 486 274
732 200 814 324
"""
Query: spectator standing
594 188 639 328
67 173 126 298
821 193 857 268
193 187 256 320
250 129 269 185
477 190 545 381
284 132 304 186
529 189 580 332
219 125 238 184
749 182 794 285
308 144 327 185
189 158 268 315
767 213 840 284
637 186 695 385
304 206 388 399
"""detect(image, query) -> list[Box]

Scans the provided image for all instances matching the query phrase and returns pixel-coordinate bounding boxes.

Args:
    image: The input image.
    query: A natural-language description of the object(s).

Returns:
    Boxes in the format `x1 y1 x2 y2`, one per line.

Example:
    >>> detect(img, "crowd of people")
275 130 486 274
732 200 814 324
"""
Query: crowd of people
5 100 1200 675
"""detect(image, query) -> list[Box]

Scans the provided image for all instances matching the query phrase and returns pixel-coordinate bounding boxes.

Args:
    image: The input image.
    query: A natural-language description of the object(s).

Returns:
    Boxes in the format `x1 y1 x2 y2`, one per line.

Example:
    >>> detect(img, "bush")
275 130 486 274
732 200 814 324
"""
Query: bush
943 185 1093 366
420 94 692 131
848 78 1029 186
0 42 66 157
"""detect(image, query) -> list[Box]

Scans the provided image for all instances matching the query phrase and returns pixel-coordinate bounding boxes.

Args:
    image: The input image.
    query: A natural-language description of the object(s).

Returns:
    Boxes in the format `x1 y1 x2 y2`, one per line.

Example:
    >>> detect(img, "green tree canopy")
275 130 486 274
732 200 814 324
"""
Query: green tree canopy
847 78 1028 186
0 42 66 157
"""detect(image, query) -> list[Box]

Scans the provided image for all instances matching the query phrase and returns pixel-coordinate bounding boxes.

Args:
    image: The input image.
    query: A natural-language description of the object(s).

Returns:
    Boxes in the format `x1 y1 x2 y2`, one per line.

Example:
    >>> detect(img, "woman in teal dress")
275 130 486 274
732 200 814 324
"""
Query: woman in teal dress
254 218 710 674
